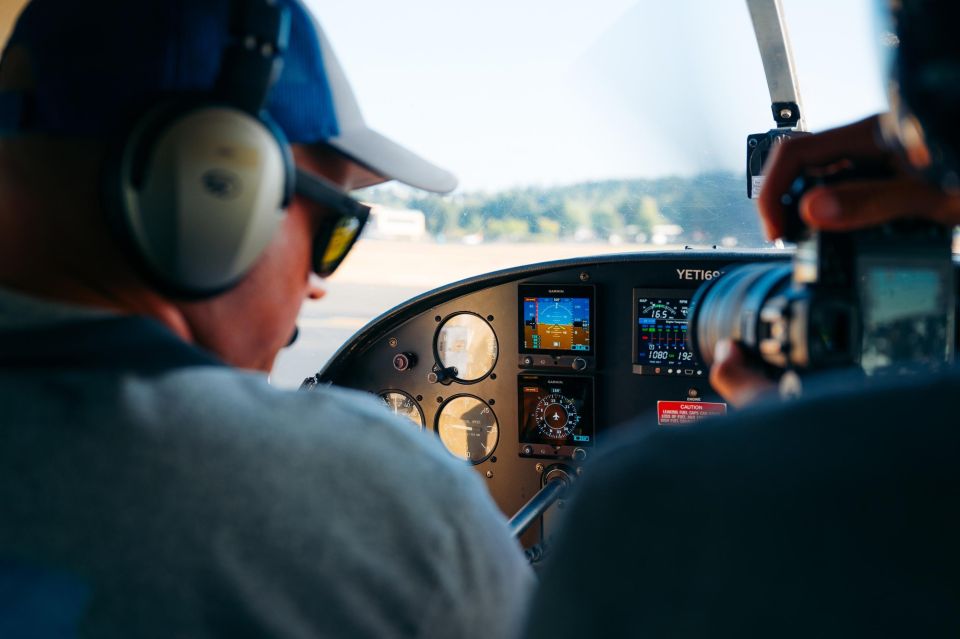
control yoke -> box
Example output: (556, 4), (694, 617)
(508, 466), (573, 539)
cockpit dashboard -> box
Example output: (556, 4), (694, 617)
(311, 250), (799, 545)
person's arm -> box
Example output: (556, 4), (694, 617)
(757, 115), (960, 239)
(713, 114), (960, 406)
(710, 339), (776, 408)
(416, 467), (536, 639)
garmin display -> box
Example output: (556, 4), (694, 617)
(518, 375), (594, 459)
(633, 289), (704, 377)
(520, 285), (593, 354)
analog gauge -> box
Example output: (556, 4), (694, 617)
(534, 393), (580, 440)
(436, 395), (499, 464)
(379, 391), (425, 431)
(434, 313), (499, 383)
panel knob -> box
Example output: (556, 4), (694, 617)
(427, 365), (457, 384)
(393, 352), (417, 371)
(571, 357), (587, 371)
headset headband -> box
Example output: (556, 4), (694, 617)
(218, 0), (290, 115)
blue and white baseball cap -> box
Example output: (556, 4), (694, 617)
(0, 0), (457, 193)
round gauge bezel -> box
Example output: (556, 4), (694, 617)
(378, 389), (426, 431)
(432, 311), (500, 384)
(434, 393), (499, 464)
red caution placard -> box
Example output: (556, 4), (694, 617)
(657, 401), (727, 426)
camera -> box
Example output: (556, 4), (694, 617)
(689, 169), (956, 378)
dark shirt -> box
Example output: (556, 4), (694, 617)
(526, 371), (960, 637)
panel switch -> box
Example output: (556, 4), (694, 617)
(392, 352), (417, 372)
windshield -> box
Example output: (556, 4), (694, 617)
(271, 0), (888, 387)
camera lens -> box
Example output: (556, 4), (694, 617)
(688, 263), (792, 367)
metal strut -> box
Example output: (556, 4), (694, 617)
(745, 0), (806, 131)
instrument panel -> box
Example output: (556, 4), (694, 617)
(312, 251), (789, 545)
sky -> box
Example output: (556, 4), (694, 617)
(307, 0), (889, 192)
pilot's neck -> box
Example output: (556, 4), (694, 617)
(0, 151), (194, 343)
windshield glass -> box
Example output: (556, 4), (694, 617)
(271, 0), (888, 387)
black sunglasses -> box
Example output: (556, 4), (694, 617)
(294, 167), (372, 277)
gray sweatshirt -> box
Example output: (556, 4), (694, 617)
(0, 289), (534, 638)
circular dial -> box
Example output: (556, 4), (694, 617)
(534, 393), (580, 440)
(434, 313), (498, 382)
(379, 391), (425, 430)
(436, 395), (499, 463)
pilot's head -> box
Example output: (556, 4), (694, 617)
(882, 0), (960, 189)
(0, 0), (455, 370)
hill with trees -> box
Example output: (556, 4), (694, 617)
(362, 172), (766, 246)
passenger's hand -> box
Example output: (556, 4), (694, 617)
(757, 114), (960, 240)
(709, 340), (776, 408)
(714, 114), (960, 408)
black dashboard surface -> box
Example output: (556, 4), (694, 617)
(312, 250), (790, 545)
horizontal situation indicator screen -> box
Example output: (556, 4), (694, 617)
(519, 375), (594, 459)
(634, 291), (703, 377)
(520, 286), (593, 355)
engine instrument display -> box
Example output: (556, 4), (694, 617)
(518, 375), (594, 459)
(435, 313), (499, 383)
(520, 285), (594, 355)
(633, 289), (703, 377)
(436, 395), (499, 464)
(379, 391), (425, 430)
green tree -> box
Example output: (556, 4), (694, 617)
(485, 218), (530, 240)
(590, 209), (618, 239)
(359, 172), (766, 245)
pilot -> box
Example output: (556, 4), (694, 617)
(526, 1), (960, 637)
(0, 0), (532, 636)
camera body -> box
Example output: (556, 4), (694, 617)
(689, 171), (956, 377)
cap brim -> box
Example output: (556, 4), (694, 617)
(326, 127), (458, 194)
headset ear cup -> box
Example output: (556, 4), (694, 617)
(260, 111), (296, 208)
(111, 103), (289, 297)
(103, 100), (183, 285)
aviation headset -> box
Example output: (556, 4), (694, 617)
(107, 0), (295, 297)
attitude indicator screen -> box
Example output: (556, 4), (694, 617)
(633, 289), (703, 377)
(520, 285), (594, 355)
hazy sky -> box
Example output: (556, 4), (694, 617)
(307, 0), (888, 191)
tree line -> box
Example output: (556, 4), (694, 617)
(363, 172), (766, 246)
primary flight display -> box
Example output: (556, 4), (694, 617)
(521, 287), (592, 353)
